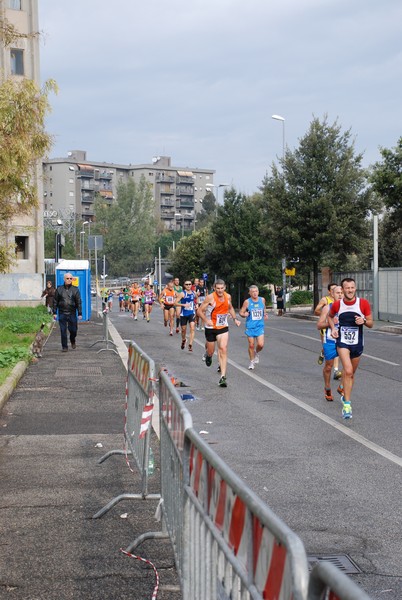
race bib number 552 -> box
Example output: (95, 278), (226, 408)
(340, 327), (359, 345)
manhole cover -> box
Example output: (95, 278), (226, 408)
(307, 554), (361, 574)
(55, 367), (102, 377)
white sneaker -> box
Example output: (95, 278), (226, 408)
(253, 353), (260, 364)
(248, 361), (255, 370)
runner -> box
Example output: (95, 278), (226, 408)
(327, 278), (373, 419)
(159, 280), (177, 335)
(130, 281), (141, 320)
(314, 282), (342, 379)
(173, 277), (183, 333)
(142, 282), (156, 322)
(118, 288), (125, 312)
(198, 279), (241, 387)
(316, 285), (343, 401)
(195, 278), (207, 330)
(107, 289), (114, 312)
(239, 285), (268, 369)
(123, 287), (130, 313)
(175, 279), (197, 351)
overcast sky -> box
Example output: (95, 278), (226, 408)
(39, 0), (402, 195)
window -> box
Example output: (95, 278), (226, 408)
(69, 191), (74, 197)
(15, 236), (28, 260)
(9, 0), (22, 9)
(10, 49), (24, 75)
(206, 175), (210, 180)
(69, 178), (74, 184)
(49, 166), (52, 171)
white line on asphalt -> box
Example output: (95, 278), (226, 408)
(268, 327), (400, 366)
(192, 338), (402, 469)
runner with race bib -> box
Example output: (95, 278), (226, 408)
(328, 278), (373, 419)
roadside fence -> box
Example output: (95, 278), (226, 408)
(90, 303), (118, 355)
(94, 337), (373, 600)
(92, 341), (159, 519)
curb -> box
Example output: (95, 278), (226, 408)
(0, 360), (28, 414)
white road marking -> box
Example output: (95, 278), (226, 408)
(269, 326), (400, 366)
(192, 338), (402, 468)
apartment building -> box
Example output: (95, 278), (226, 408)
(43, 153), (215, 232)
(0, 0), (44, 304)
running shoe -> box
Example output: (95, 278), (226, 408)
(248, 361), (255, 370)
(205, 354), (212, 367)
(317, 351), (324, 365)
(134, 317), (137, 321)
(196, 326), (200, 331)
(333, 369), (342, 380)
(181, 339), (186, 350)
(253, 353), (260, 365)
(324, 388), (333, 401)
(217, 365), (221, 373)
(147, 317), (150, 323)
(337, 384), (344, 397)
(188, 345), (193, 352)
(202, 352), (207, 362)
(169, 331), (173, 336)
(164, 320), (167, 327)
(342, 400), (352, 419)
(218, 376), (227, 387)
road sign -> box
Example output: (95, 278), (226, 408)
(285, 268), (296, 276)
(153, 280), (158, 285)
(88, 235), (103, 250)
(203, 273), (208, 280)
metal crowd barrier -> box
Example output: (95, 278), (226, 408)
(125, 369), (193, 573)
(182, 427), (309, 600)
(308, 561), (371, 600)
(90, 303), (118, 355)
(93, 341), (159, 519)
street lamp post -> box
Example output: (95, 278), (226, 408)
(82, 221), (91, 265)
(206, 183), (230, 216)
(272, 114), (287, 311)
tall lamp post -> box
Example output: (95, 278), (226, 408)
(82, 220), (91, 265)
(206, 183), (229, 216)
(272, 114), (287, 311)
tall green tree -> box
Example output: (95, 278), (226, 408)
(196, 191), (217, 228)
(93, 177), (156, 276)
(370, 138), (402, 267)
(168, 227), (210, 281)
(261, 116), (373, 305)
(204, 189), (278, 304)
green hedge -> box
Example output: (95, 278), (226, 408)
(290, 290), (313, 305)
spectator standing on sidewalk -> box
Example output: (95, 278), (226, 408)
(41, 280), (56, 315)
(54, 273), (82, 352)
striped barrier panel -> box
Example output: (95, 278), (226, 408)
(157, 369), (193, 580)
(182, 428), (310, 600)
(92, 341), (159, 519)
(308, 561), (371, 600)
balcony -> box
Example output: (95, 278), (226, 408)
(177, 176), (194, 184)
(177, 199), (194, 208)
(161, 209), (175, 218)
(80, 181), (96, 191)
(176, 186), (194, 196)
(156, 173), (175, 183)
(160, 197), (175, 207)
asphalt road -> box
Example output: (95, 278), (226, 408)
(109, 305), (402, 600)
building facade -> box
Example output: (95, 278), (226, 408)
(42, 153), (215, 233)
(0, 0), (44, 305)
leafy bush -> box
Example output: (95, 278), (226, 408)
(0, 346), (31, 368)
(290, 290), (313, 305)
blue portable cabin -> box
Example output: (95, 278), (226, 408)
(55, 260), (91, 321)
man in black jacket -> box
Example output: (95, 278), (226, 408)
(54, 273), (83, 352)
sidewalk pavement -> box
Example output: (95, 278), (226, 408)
(0, 316), (180, 600)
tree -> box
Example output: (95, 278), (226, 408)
(204, 189), (279, 305)
(0, 77), (56, 272)
(168, 227), (210, 281)
(93, 177), (156, 276)
(260, 116), (373, 306)
(196, 191), (217, 228)
(370, 138), (402, 267)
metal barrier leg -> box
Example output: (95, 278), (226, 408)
(92, 492), (161, 519)
(125, 530), (170, 554)
(97, 449), (131, 464)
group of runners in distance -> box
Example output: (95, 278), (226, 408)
(101, 274), (372, 418)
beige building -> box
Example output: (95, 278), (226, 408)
(43, 153), (215, 233)
(0, 0), (44, 304)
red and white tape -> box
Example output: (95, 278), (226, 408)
(120, 548), (159, 599)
